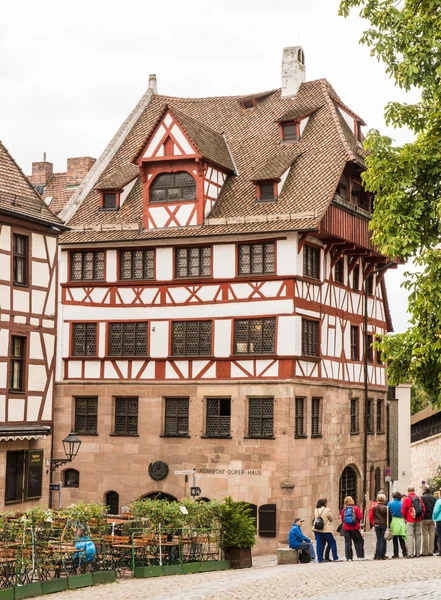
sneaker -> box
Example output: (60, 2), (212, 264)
(391, 555), (399, 559)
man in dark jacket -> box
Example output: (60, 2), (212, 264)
(402, 486), (426, 558)
(421, 486), (437, 556)
(288, 518), (316, 561)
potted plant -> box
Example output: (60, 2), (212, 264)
(218, 497), (256, 569)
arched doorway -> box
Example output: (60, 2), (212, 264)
(374, 467), (382, 498)
(105, 491), (119, 515)
(141, 492), (177, 502)
(339, 466), (358, 509)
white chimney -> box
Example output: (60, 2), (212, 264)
(281, 46), (306, 98)
(148, 74), (157, 94)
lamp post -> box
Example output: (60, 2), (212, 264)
(362, 261), (395, 522)
(50, 431), (82, 472)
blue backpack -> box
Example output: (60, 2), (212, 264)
(344, 506), (357, 525)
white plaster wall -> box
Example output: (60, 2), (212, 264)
(277, 234), (297, 276)
(8, 398), (25, 421)
(293, 316), (302, 355)
(59, 251), (68, 284)
(0, 395), (5, 421)
(28, 365), (46, 392)
(0, 253), (10, 281)
(277, 316), (296, 355)
(32, 233), (46, 259)
(0, 225), (11, 251)
(13, 289), (29, 313)
(156, 248), (173, 280)
(32, 260), (49, 288)
(29, 332), (43, 360)
(213, 245), (235, 279)
(214, 320), (231, 357)
(107, 250), (117, 282)
(150, 321), (169, 357)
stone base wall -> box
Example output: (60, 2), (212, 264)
(0, 436), (51, 511)
(54, 380), (387, 554)
(411, 432), (441, 491)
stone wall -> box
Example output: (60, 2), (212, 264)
(411, 432), (441, 490)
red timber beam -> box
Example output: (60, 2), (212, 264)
(330, 243), (356, 268)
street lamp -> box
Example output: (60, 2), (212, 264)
(51, 431), (82, 472)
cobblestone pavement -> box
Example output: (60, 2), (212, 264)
(34, 535), (441, 600)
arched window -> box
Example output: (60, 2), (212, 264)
(105, 491), (119, 515)
(141, 492), (177, 502)
(375, 467), (382, 498)
(339, 466), (358, 509)
(63, 469), (79, 488)
(150, 172), (196, 203)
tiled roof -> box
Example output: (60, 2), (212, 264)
(96, 165), (139, 190)
(62, 78), (366, 239)
(0, 142), (63, 227)
(42, 173), (74, 215)
(251, 147), (301, 181)
(411, 404), (441, 426)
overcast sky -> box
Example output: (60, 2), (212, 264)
(0, 0), (418, 332)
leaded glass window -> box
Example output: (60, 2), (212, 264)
(238, 243), (275, 275)
(295, 397), (305, 438)
(175, 247), (211, 278)
(301, 319), (319, 357)
(248, 397), (274, 437)
(164, 398), (189, 436)
(234, 318), (276, 354)
(120, 249), (155, 280)
(72, 323), (97, 356)
(150, 171), (196, 203)
(75, 397), (98, 434)
(206, 398), (231, 437)
(114, 397), (138, 435)
(108, 322), (148, 356)
(171, 321), (212, 355)
(70, 251), (105, 281)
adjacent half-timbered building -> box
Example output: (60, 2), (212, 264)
(0, 141), (64, 509)
(54, 48), (395, 551)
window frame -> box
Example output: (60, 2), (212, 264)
(352, 264), (360, 291)
(113, 397), (139, 436)
(350, 325), (359, 361)
(301, 318), (320, 358)
(350, 397), (360, 434)
(163, 397), (190, 437)
(99, 191), (120, 211)
(63, 468), (80, 488)
(9, 335), (26, 393)
(70, 250), (105, 281)
(365, 274), (374, 296)
(311, 397), (322, 437)
(334, 259), (344, 284)
(72, 323), (97, 357)
(12, 234), (28, 286)
(247, 397), (274, 439)
(238, 242), (275, 276)
(376, 399), (384, 434)
(175, 246), (212, 279)
(280, 121), (300, 142)
(108, 322), (148, 357)
(74, 396), (98, 435)
(233, 317), (276, 355)
(303, 245), (320, 280)
(367, 398), (374, 434)
(257, 182), (277, 203)
(294, 397), (306, 438)
(366, 334), (374, 363)
(171, 320), (213, 356)
(205, 397), (231, 438)
(149, 171), (197, 204)
(5, 450), (25, 504)
(119, 249), (155, 280)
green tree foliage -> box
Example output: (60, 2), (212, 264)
(339, 0), (441, 402)
(411, 383), (431, 415)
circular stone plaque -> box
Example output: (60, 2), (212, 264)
(148, 461), (169, 481)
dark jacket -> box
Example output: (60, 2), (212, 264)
(288, 524), (311, 549)
(373, 503), (390, 527)
(422, 492), (437, 520)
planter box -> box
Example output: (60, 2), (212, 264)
(0, 589), (14, 600)
(225, 547), (251, 569)
(134, 565), (163, 578)
(216, 560), (232, 570)
(68, 574), (94, 589)
(162, 564), (183, 576)
(93, 571), (117, 585)
(42, 578), (68, 594)
(200, 560), (217, 572)
(182, 562), (201, 574)
(15, 583), (43, 599)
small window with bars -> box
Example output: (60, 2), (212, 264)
(258, 183), (276, 202)
(303, 245), (320, 279)
(301, 319), (319, 357)
(175, 247), (211, 278)
(335, 259), (344, 284)
(234, 318), (276, 354)
(102, 193), (118, 210)
(75, 397), (98, 434)
(72, 323), (97, 356)
(238, 243), (275, 275)
(164, 398), (189, 436)
(366, 334), (374, 363)
(248, 397), (274, 438)
(120, 249), (155, 280)
(295, 397), (306, 438)
(108, 322), (148, 356)
(376, 399), (384, 433)
(70, 251), (105, 281)
(367, 399), (374, 434)
(206, 398), (231, 437)
(150, 171), (196, 203)
(350, 325), (359, 361)
(311, 397), (322, 437)
(171, 321), (212, 356)
(352, 265), (360, 290)
(350, 398), (359, 434)
(114, 397), (138, 435)
(13, 234), (28, 285)
(9, 336), (25, 392)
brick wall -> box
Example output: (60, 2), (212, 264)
(66, 157), (96, 186)
(30, 161), (53, 186)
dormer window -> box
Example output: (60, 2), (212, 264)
(150, 171), (196, 203)
(257, 182), (277, 203)
(281, 122), (300, 143)
(242, 100), (256, 109)
(99, 190), (120, 211)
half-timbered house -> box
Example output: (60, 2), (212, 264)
(54, 47), (395, 550)
(0, 141), (64, 509)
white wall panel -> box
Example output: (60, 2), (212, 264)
(29, 332), (43, 360)
(32, 261), (49, 288)
(214, 320), (231, 357)
(13, 289), (29, 313)
(0, 395), (5, 421)
(213, 244), (235, 279)
(0, 284), (10, 310)
(28, 365), (46, 392)
(84, 361), (100, 379)
(277, 234), (297, 276)
(8, 398), (25, 421)
(277, 316), (296, 355)
(0, 225), (10, 251)
(156, 248), (173, 281)
(32, 233), (46, 259)
(0, 363), (7, 388)
(0, 253), (10, 281)
(107, 250), (117, 282)
(27, 397), (41, 421)
(150, 321), (169, 357)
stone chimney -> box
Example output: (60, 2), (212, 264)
(281, 46), (306, 98)
(30, 156), (53, 186)
(148, 74), (157, 94)
(66, 157), (96, 187)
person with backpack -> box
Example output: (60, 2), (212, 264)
(421, 485), (437, 556)
(432, 491), (441, 556)
(288, 518), (316, 562)
(340, 496), (364, 561)
(402, 485), (426, 558)
(387, 491), (407, 558)
(312, 498), (341, 563)
(373, 493), (391, 560)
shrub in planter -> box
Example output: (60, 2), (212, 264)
(218, 497), (256, 569)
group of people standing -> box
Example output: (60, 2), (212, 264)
(288, 485), (441, 563)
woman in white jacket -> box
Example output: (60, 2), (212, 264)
(312, 498), (341, 563)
